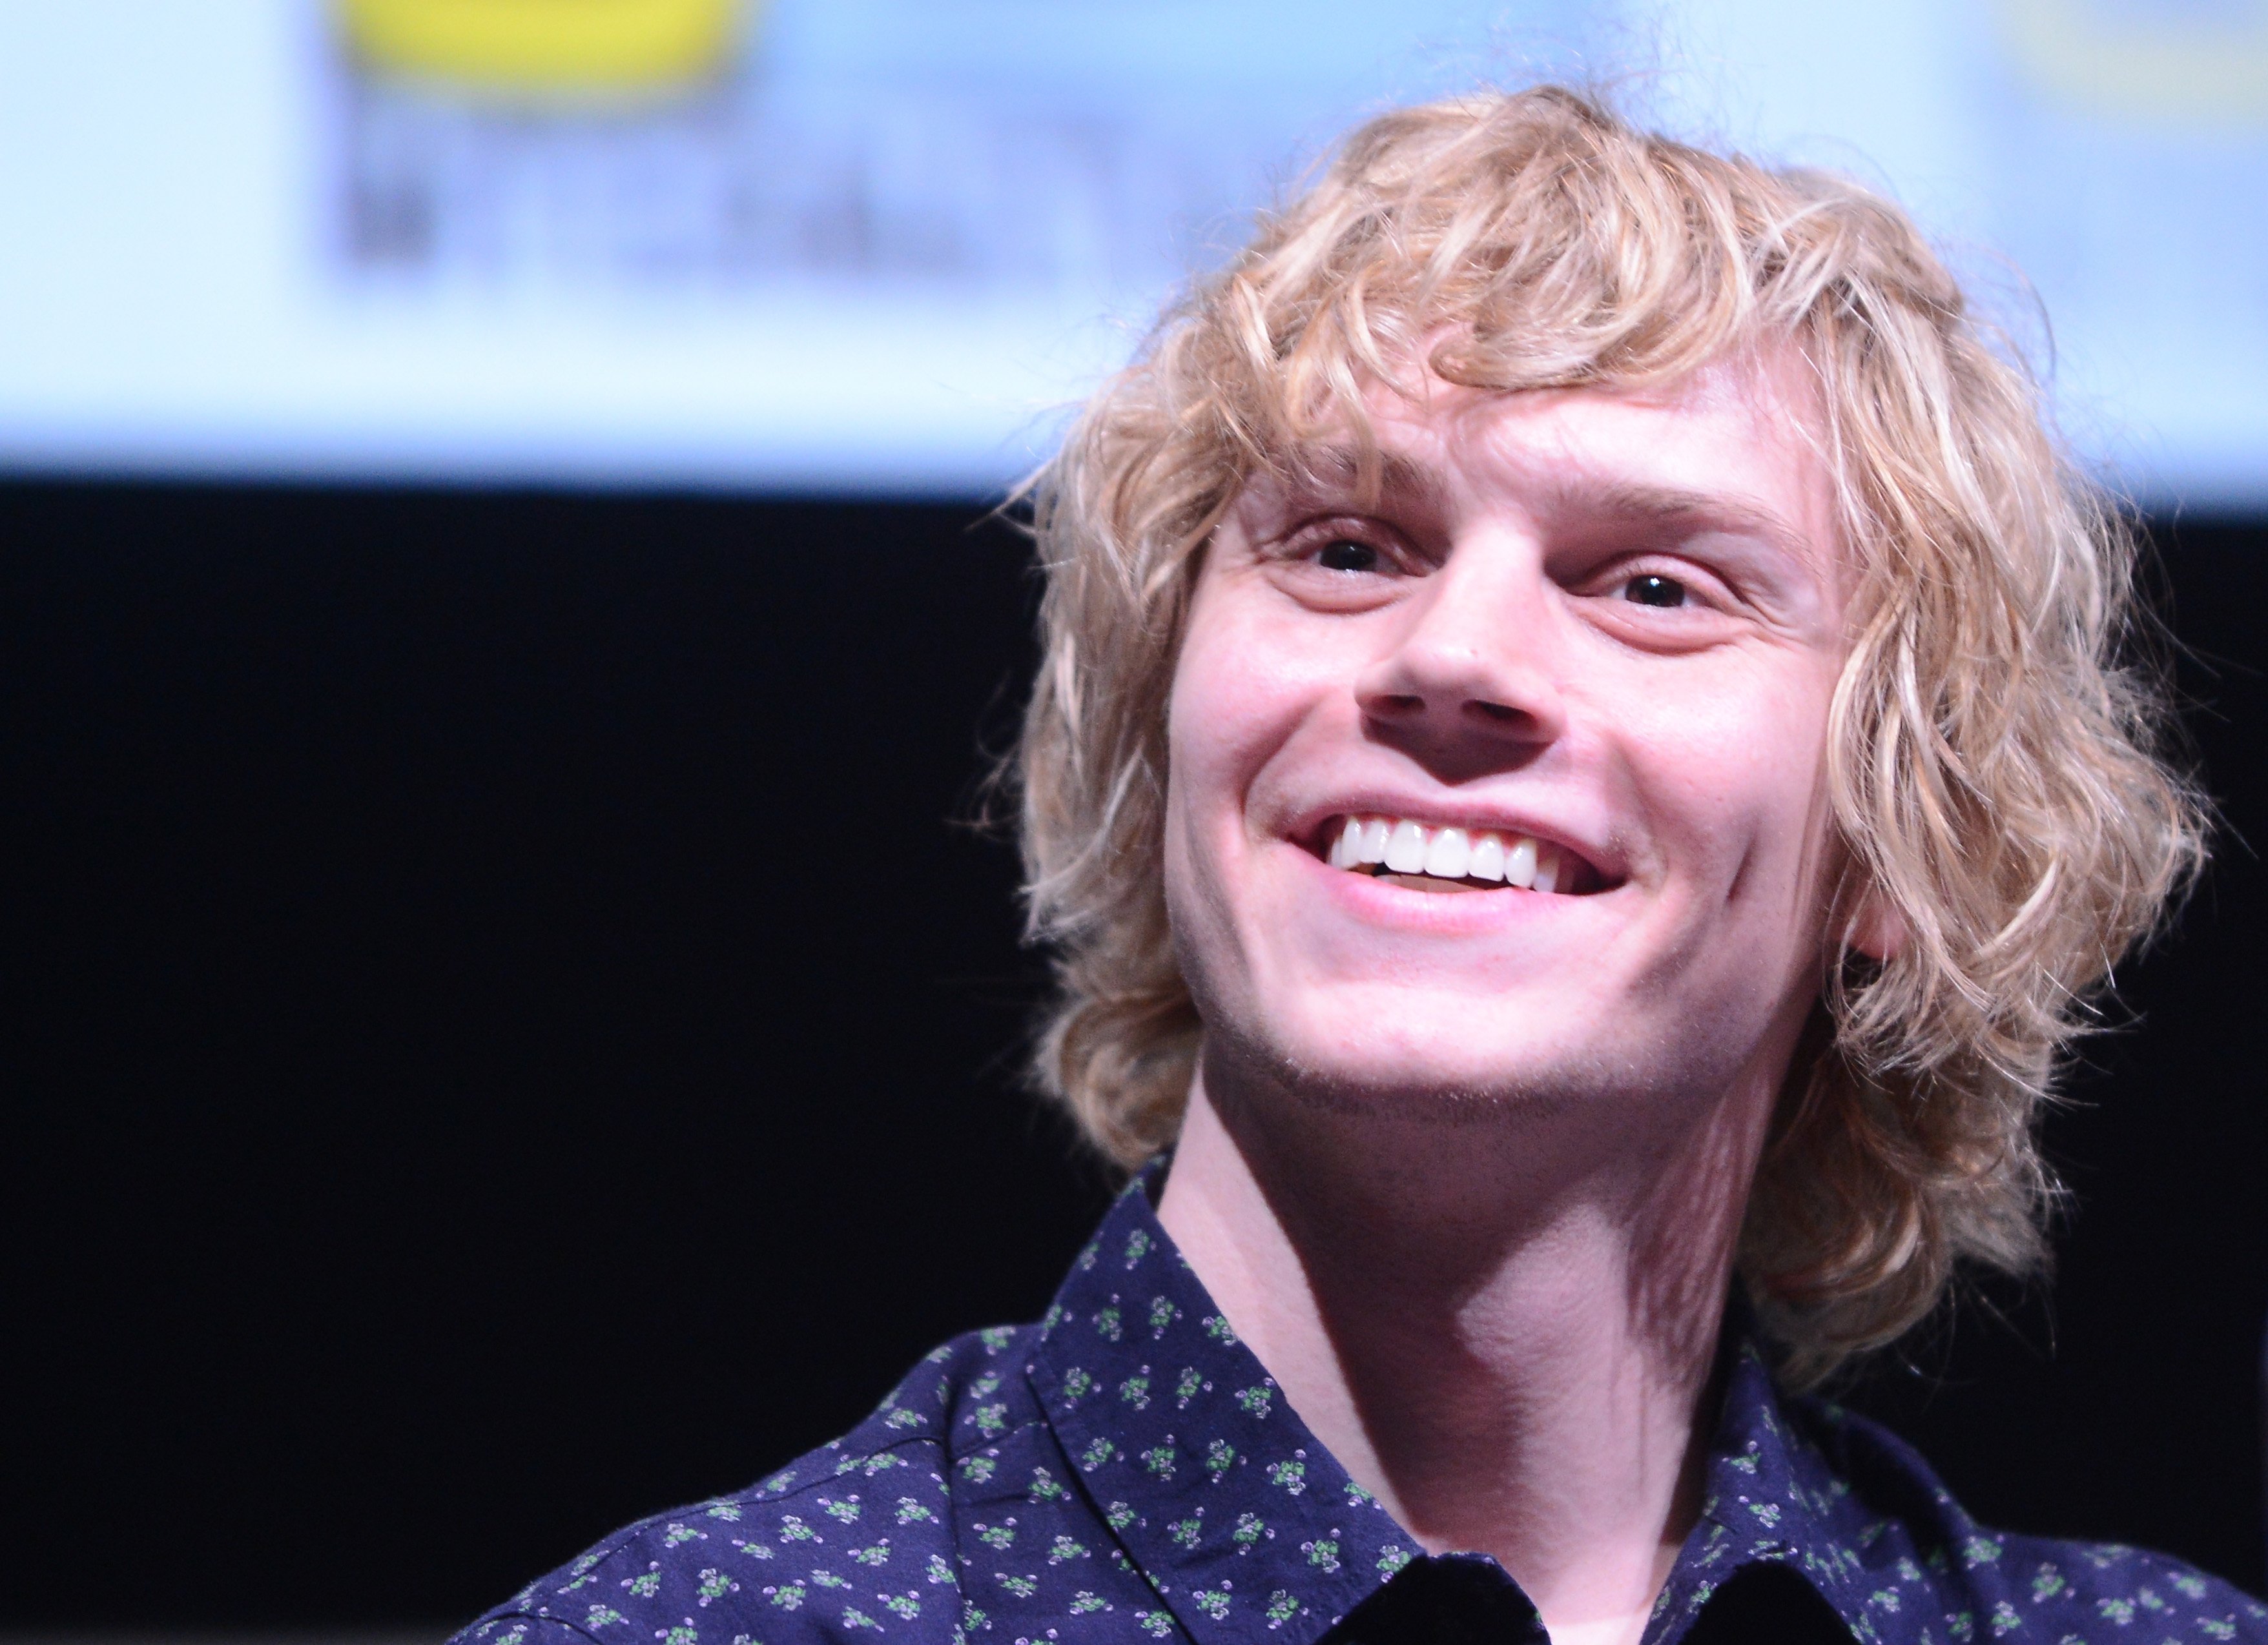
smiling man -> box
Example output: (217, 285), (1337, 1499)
(453, 88), (2254, 1645)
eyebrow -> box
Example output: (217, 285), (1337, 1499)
(1558, 480), (1814, 561)
(1272, 444), (1454, 516)
(1266, 448), (1819, 563)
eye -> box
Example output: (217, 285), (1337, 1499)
(1622, 573), (1687, 608)
(1315, 538), (1380, 573)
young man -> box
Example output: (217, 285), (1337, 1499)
(453, 89), (2254, 1645)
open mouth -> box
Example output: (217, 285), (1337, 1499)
(1317, 814), (1611, 896)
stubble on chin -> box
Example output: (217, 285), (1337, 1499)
(1191, 1003), (1611, 1134)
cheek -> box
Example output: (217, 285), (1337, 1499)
(1618, 668), (1837, 901)
(1604, 671), (1840, 1052)
(1166, 595), (1325, 840)
(1162, 588), (1328, 1006)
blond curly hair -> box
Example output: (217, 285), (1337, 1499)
(1012, 85), (2205, 1385)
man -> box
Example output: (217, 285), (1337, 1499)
(453, 88), (2253, 1645)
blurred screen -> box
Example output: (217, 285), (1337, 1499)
(0, 0), (2262, 502)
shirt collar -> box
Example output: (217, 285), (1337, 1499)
(1027, 1171), (1870, 1645)
(1647, 1335), (1875, 1643)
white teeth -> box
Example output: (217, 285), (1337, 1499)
(1503, 835), (1537, 889)
(1384, 819), (1428, 874)
(1327, 814), (1585, 894)
(1423, 827), (1470, 880)
(1467, 833), (1505, 882)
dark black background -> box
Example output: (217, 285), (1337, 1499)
(3, 482), (2263, 1632)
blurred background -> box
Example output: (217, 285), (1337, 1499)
(3, 1), (2265, 1638)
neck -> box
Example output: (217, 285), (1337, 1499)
(1155, 1055), (1779, 1645)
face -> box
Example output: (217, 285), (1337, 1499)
(1163, 355), (1853, 1135)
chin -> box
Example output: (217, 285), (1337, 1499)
(1228, 999), (1603, 1115)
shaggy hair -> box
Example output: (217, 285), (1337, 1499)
(1012, 85), (2205, 1385)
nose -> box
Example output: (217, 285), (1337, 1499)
(1353, 546), (1568, 771)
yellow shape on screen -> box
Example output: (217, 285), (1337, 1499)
(340, 0), (749, 97)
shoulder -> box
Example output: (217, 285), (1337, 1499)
(1789, 1396), (2268, 1642)
(447, 1325), (1042, 1645)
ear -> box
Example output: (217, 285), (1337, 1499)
(1845, 888), (1906, 963)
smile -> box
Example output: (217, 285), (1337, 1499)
(1323, 815), (1605, 896)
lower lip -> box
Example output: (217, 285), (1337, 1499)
(1298, 845), (1594, 933)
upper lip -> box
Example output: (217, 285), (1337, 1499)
(1290, 797), (1624, 887)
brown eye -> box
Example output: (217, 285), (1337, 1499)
(1316, 539), (1379, 573)
(1624, 573), (1686, 608)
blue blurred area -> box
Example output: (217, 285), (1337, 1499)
(0, 0), (2262, 500)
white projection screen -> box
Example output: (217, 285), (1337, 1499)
(1, 0), (2263, 504)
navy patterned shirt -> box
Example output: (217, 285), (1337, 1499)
(453, 1174), (2267, 1645)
